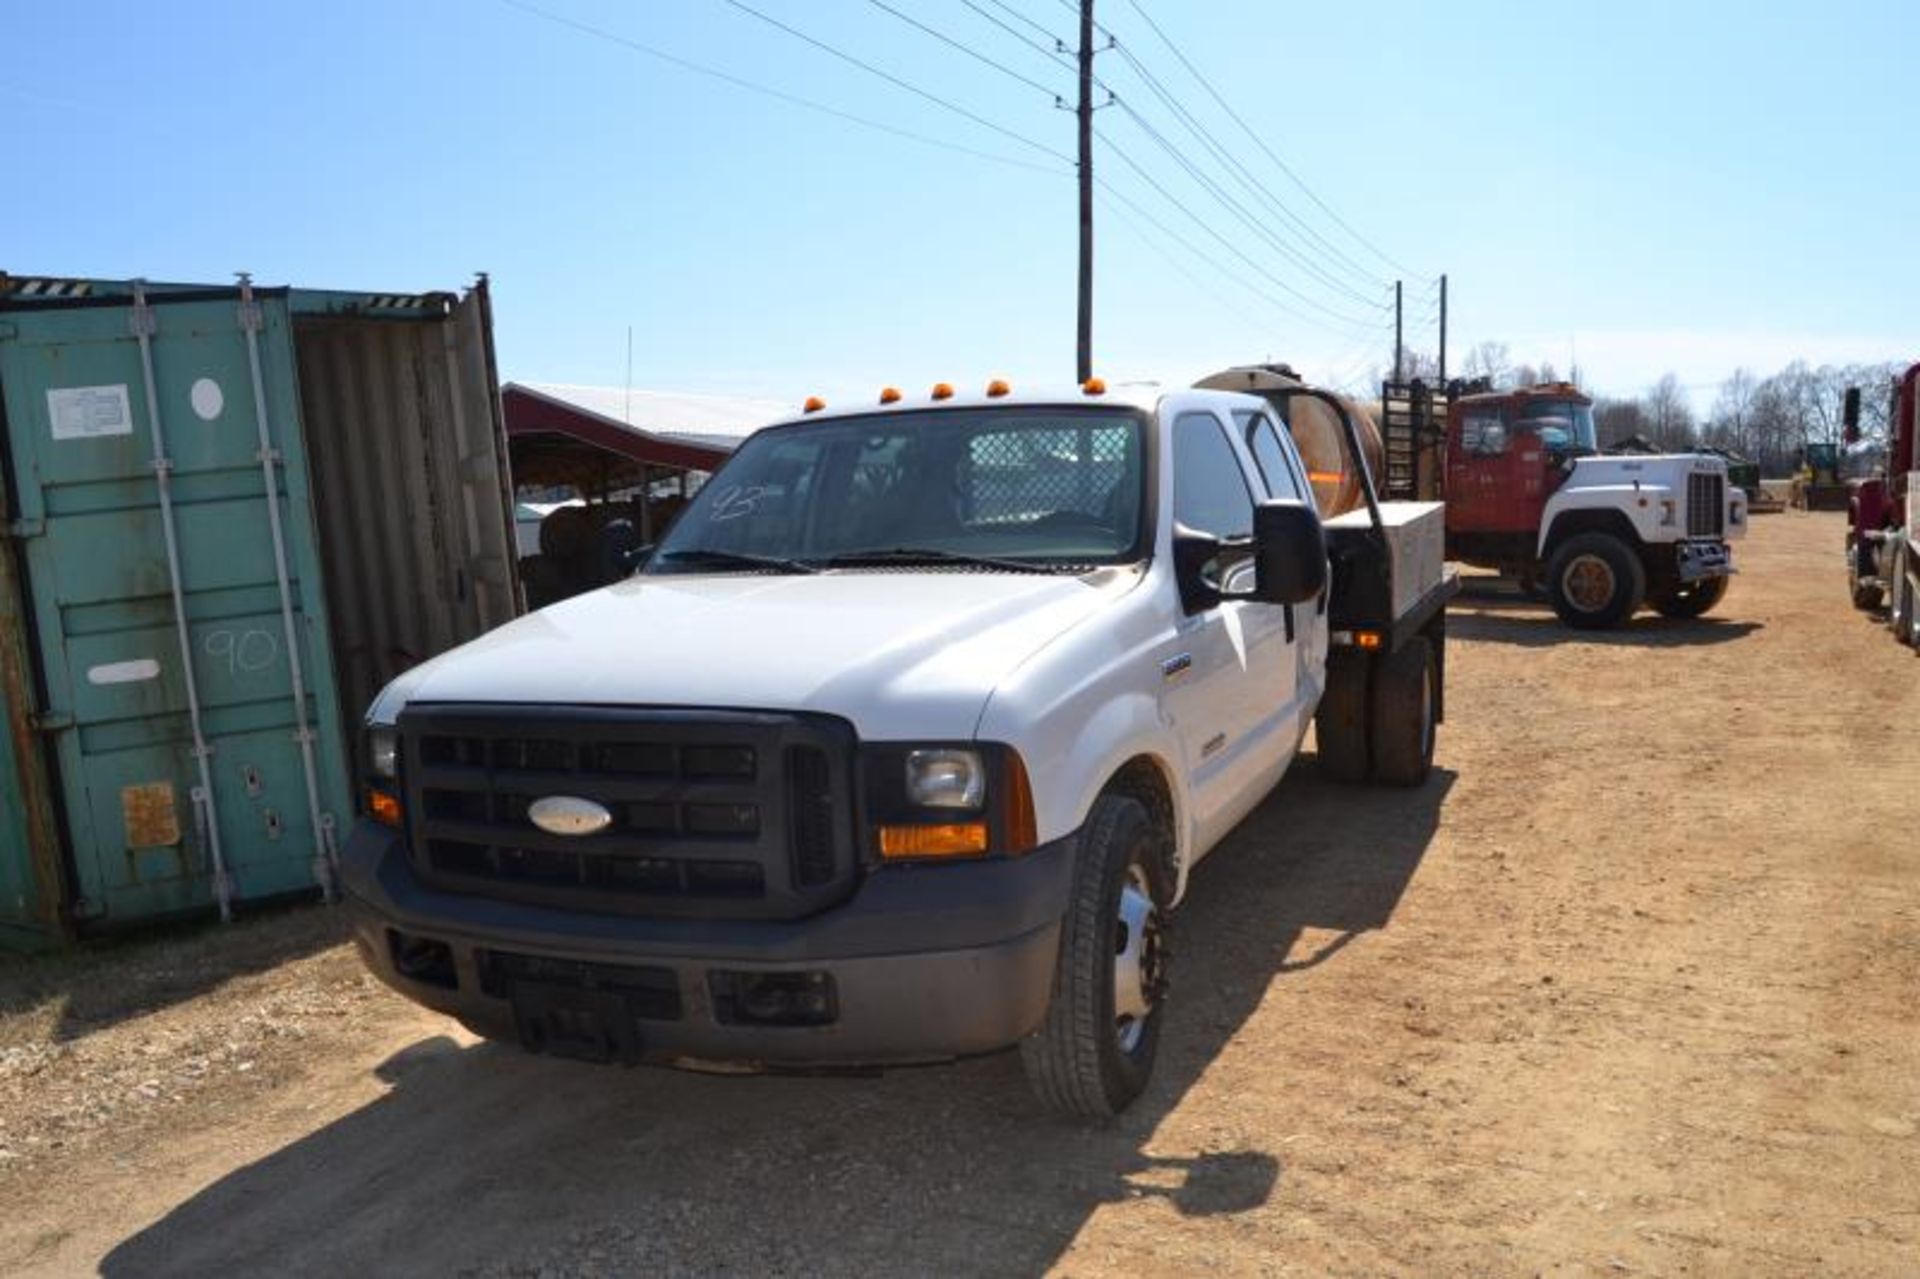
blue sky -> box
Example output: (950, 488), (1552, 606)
(4, 0), (1914, 411)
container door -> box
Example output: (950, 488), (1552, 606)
(0, 291), (353, 925)
(447, 281), (522, 630)
(0, 479), (67, 944)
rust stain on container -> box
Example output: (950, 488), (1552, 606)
(121, 782), (182, 848)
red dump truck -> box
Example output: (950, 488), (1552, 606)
(1846, 362), (1920, 644)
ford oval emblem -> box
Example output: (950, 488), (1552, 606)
(528, 795), (613, 837)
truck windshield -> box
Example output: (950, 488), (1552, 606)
(1518, 400), (1597, 451)
(649, 407), (1148, 572)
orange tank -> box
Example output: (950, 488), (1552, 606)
(1193, 366), (1384, 517)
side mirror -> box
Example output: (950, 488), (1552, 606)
(1252, 500), (1327, 605)
(1171, 523), (1224, 614)
(596, 518), (650, 583)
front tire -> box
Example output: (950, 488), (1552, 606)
(1546, 533), (1647, 629)
(1649, 574), (1729, 619)
(1850, 544), (1884, 611)
(1022, 795), (1171, 1118)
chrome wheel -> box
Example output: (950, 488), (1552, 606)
(1562, 554), (1616, 613)
(1113, 865), (1164, 1053)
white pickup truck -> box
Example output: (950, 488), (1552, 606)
(344, 380), (1457, 1116)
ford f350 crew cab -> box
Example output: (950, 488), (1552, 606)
(344, 380), (1458, 1116)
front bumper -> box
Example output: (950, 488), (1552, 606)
(1675, 539), (1734, 582)
(341, 819), (1075, 1067)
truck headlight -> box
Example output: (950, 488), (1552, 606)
(862, 744), (1037, 861)
(905, 748), (985, 809)
(368, 724), (399, 781)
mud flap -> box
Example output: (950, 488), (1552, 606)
(510, 984), (642, 1064)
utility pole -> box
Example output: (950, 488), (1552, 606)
(1437, 274), (1448, 384)
(1392, 279), (1403, 383)
(1075, 0), (1094, 384)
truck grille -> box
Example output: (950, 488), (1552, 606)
(1687, 472), (1725, 538)
(398, 705), (859, 920)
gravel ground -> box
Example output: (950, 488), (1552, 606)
(1, 509), (1915, 1276)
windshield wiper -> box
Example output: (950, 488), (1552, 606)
(656, 548), (819, 574)
(822, 547), (1067, 575)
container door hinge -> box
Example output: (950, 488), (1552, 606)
(31, 711), (73, 732)
(4, 518), (44, 540)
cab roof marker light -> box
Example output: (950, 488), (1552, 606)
(1082, 377), (1107, 395)
(803, 395), (826, 413)
(931, 382), (955, 401)
(879, 386), (902, 404)
(986, 379), (1011, 397)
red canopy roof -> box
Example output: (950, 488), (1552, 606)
(503, 384), (735, 490)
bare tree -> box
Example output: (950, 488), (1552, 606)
(1460, 341), (1511, 386)
(1707, 368), (1758, 456)
(1645, 373), (1696, 450)
(1594, 396), (1650, 448)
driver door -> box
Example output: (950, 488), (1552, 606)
(1447, 406), (1534, 534)
(1161, 411), (1299, 857)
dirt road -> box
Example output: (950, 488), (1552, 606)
(3, 511), (1915, 1276)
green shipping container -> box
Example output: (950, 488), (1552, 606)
(0, 274), (519, 945)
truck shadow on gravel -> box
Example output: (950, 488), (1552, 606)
(1450, 608), (1763, 649)
(101, 764), (1452, 1278)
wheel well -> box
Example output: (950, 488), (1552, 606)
(1103, 755), (1179, 899)
(1542, 507), (1641, 559)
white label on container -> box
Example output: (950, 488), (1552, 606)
(88, 658), (161, 685)
(189, 377), (224, 421)
(48, 384), (133, 440)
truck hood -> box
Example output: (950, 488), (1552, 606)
(370, 569), (1136, 740)
(1571, 454), (1727, 486)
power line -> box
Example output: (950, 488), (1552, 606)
(1098, 129), (1383, 331)
(1111, 97), (1388, 310)
(1049, 0), (1113, 41)
(1106, 39), (1393, 293)
(717, 0), (1072, 163)
(864, 0), (1064, 99)
(1098, 192), (1270, 335)
(1122, 0), (1429, 282)
(1094, 160), (1386, 338)
(959, 4), (1396, 328)
(500, 0), (1069, 175)
(963, 0), (1069, 61)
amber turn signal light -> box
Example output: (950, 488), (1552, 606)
(1001, 750), (1038, 854)
(879, 822), (989, 860)
(1355, 630), (1384, 651)
(368, 788), (403, 827)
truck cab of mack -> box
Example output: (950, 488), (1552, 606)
(1442, 382), (1746, 628)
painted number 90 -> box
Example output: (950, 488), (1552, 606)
(203, 627), (279, 675)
